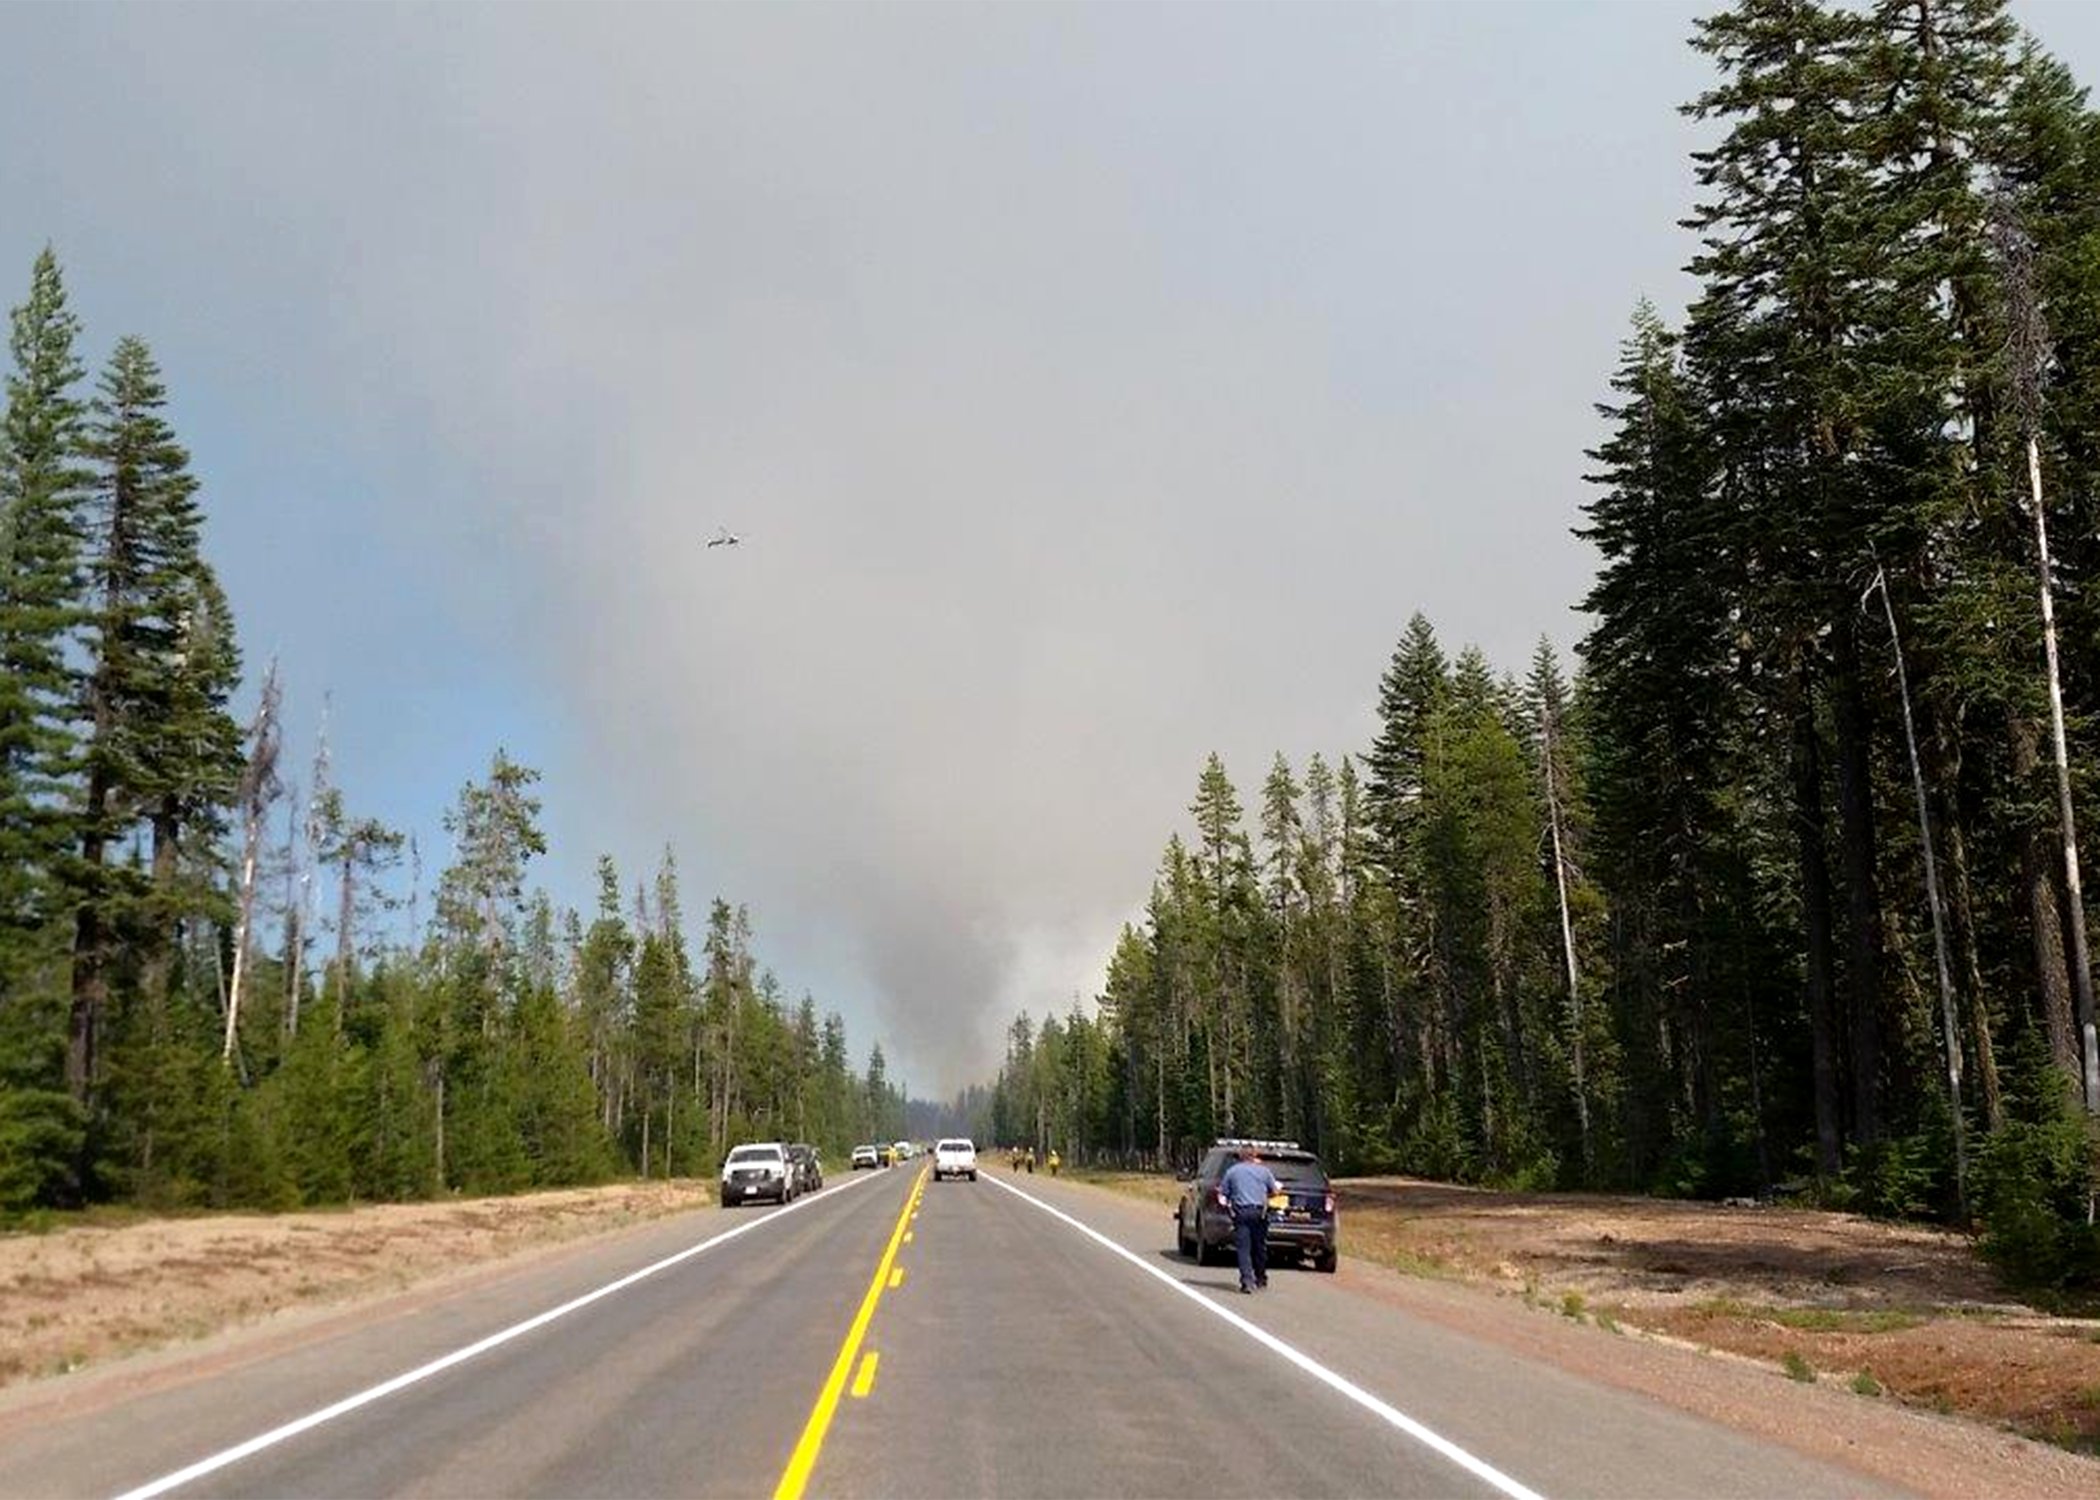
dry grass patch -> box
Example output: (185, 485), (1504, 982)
(0, 1180), (712, 1391)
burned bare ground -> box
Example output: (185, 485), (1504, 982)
(0, 1181), (712, 1389)
(1083, 1170), (2100, 1456)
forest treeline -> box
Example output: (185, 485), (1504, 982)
(983, 0), (2100, 1288)
(0, 252), (907, 1214)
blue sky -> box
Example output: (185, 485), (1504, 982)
(6, 1), (2098, 1092)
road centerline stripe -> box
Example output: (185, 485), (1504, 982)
(850, 1352), (880, 1399)
(110, 1169), (888, 1500)
(773, 1166), (926, 1500)
(983, 1173), (1545, 1500)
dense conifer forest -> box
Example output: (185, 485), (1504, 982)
(982, 0), (2100, 1289)
(7, 0), (2100, 1292)
(0, 250), (906, 1211)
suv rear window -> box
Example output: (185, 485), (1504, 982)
(938, 1140), (974, 1152)
(727, 1146), (782, 1164)
(1203, 1150), (1326, 1185)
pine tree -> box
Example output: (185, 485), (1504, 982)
(69, 337), (224, 1123)
(0, 251), (89, 1093)
(1364, 613), (1448, 875)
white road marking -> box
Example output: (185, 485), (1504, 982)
(111, 1169), (891, 1500)
(983, 1172), (1547, 1500)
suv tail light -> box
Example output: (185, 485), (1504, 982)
(1324, 1190), (1336, 1215)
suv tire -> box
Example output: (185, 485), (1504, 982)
(1193, 1224), (1213, 1266)
(1176, 1212), (1194, 1260)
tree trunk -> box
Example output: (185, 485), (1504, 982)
(332, 838), (357, 1037)
(1792, 680), (1843, 1176)
(138, 799), (181, 1026)
(1832, 615), (1885, 1146)
(224, 835), (263, 1063)
(1925, 704), (2001, 1129)
(1872, 567), (1965, 1211)
(2012, 714), (2081, 1089)
(65, 763), (110, 1105)
(1541, 703), (1590, 1171)
(2025, 436), (2100, 1112)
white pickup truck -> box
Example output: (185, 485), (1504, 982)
(933, 1138), (978, 1182)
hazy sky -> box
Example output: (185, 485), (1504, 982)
(7, 1), (2099, 1092)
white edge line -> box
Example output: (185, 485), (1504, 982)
(982, 1172), (1547, 1500)
(111, 1168), (891, 1500)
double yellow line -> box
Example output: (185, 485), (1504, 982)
(773, 1164), (926, 1500)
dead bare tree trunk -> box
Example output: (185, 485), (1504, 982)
(1995, 192), (2100, 1115)
(224, 663), (284, 1065)
(1539, 692), (1590, 1172)
(283, 795), (304, 1038)
(1868, 563), (1966, 1212)
(333, 829), (357, 1035)
(2025, 439), (2100, 1114)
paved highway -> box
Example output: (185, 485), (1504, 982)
(0, 1164), (1918, 1499)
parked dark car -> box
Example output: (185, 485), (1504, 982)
(787, 1143), (822, 1194)
(1174, 1138), (1337, 1272)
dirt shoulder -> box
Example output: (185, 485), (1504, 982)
(0, 1180), (712, 1390)
(1077, 1170), (2100, 1468)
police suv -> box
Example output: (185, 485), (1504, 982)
(1174, 1138), (1338, 1273)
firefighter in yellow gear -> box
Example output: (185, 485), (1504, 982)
(1047, 1149), (1061, 1177)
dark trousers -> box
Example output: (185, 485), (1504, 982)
(1232, 1205), (1269, 1288)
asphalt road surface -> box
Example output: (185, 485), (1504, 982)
(0, 1164), (1920, 1500)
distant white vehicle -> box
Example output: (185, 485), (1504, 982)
(933, 1138), (978, 1182)
(893, 1140), (915, 1161)
(720, 1142), (793, 1206)
(851, 1144), (880, 1170)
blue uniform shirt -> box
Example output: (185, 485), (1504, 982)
(1219, 1159), (1280, 1210)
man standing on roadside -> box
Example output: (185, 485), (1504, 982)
(1217, 1145), (1281, 1294)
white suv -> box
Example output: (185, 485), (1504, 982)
(720, 1142), (794, 1205)
(933, 1138), (978, 1181)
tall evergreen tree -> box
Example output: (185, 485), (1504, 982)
(0, 250), (89, 1028)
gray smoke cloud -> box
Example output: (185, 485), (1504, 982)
(34, 3), (2099, 1089)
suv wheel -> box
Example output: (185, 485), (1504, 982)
(1192, 1220), (1213, 1267)
(1176, 1211), (1194, 1260)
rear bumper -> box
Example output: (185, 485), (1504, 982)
(723, 1179), (790, 1202)
(1199, 1213), (1335, 1256)
(933, 1163), (977, 1178)
(1264, 1222), (1335, 1252)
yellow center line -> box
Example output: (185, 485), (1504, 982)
(850, 1351), (880, 1398)
(888, 1267), (904, 1290)
(773, 1166), (927, 1500)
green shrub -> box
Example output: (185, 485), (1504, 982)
(0, 1088), (85, 1211)
(1974, 1038), (2100, 1292)
(1840, 1134), (1940, 1221)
